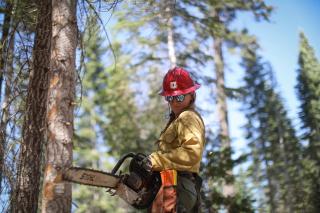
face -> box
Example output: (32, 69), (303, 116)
(166, 93), (193, 116)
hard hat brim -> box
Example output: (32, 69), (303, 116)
(159, 84), (201, 96)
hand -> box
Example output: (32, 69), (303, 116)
(141, 156), (152, 172)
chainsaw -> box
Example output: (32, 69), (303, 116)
(63, 153), (161, 209)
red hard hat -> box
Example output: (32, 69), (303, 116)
(159, 67), (200, 96)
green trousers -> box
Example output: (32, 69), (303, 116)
(177, 176), (199, 213)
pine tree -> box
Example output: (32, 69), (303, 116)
(241, 42), (305, 212)
(115, 1), (272, 211)
(73, 12), (116, 212)
(72, 8), (160, 211)
(296, 31), (320, 212)
(41, 0), (77, 212)
(0, 0), (13, 193)
(110, 0), (176, 153)
(0, 1), (40, 211)
(12, 0), (51, 211)
(176, 1), (272, 211)
(203, 1), (272, 205)
(0, 0), (13, 103)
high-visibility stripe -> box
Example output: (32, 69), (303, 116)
(160, 169), (177, 186)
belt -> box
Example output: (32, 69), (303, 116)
(178, 171), (197, 181)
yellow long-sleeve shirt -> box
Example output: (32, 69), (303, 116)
(149, 109), (205, 174)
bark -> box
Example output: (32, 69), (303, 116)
(12, 1), (52, 212)
(0, 1), (13, 103)
(0, 1), (13, 191)
(41, 0), (77, 212)
(0, 26), (14, 197)
(213, 36), (235, 199)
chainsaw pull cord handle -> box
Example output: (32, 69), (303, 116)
(111, 153), (146, 174)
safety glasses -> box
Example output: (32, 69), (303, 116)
(165, 94), (186, 102)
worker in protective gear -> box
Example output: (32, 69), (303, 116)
(146, 67), (205, 213)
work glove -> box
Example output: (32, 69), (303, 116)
(141, 156), (152, 173)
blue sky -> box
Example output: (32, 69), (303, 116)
(234, 0), (319, 118)
(224, 0), (320, 157)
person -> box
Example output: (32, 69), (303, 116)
(146, 67), (206, 213)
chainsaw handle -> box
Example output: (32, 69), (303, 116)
(111, 153), (146, 174)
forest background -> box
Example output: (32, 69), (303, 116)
(0, 0), (319, 212)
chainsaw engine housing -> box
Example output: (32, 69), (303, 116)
(123, 153), (161, 209)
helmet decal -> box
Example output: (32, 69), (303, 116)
(170, 81), (177, 89)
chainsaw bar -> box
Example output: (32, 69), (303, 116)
(63, 167), (120, 189)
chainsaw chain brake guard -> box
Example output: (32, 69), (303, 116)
(112, 153), (161, 209)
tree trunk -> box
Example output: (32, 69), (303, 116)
(41, 0), (77, 212)
(0, 1), (13, 191)
(261, 139), (277, 213)
(0, 27), (14, 199)
(275, 119), (293, 212)
(0, 1), (13, 103)
(160, 0), (176, 68)
(12, 0), (52, 212)
(213, 36), (235, 198)
(165, 0), (176, 68)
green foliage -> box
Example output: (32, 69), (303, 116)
(2, 1), (319, 212)
(201, 144), (254, 212)
(73, 6), (167, 211)
(192, 0), (273, 211)
(241, 42), (306, 212)
(72, 12), (129, 212)
(73, 187), (127, 213)
(296, 31), (320, 212)
(296, 32), (320, 149)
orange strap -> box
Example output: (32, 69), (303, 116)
(160, 169), (177, 187)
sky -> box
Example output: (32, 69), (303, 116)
(224, 0), (320, 158)
(237, 0), (320, 117)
